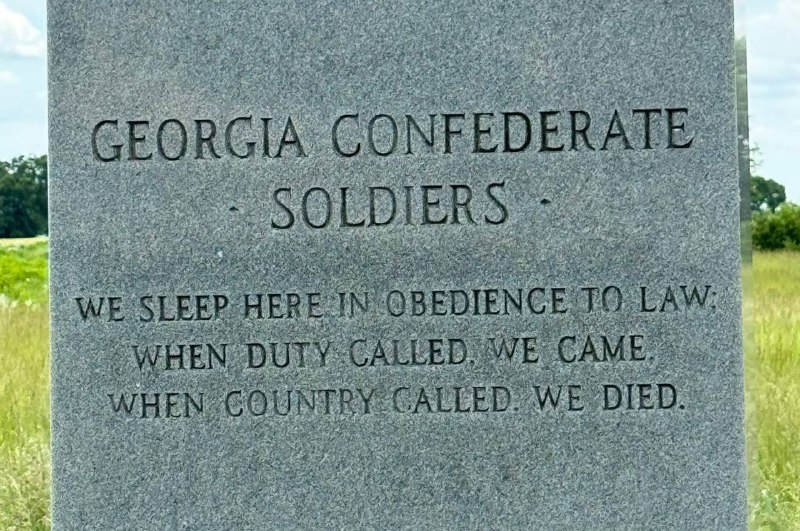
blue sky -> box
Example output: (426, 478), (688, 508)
(0, 1), (797, 200)
(743, 0), (799, 200)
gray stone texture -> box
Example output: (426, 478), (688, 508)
(49, 1), (745, 529)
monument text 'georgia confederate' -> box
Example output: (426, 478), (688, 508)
(49, 1), (746, 529)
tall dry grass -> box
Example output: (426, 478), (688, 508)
(747, 252), (800, 529)
(0, 240), (49, 530)
(0, 306), (49, 530)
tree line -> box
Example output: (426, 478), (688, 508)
(750, 175), (799, 251)
(0, 154), (796, 250)
(0, 155), (47, 238)
(749, 149), (799, 250)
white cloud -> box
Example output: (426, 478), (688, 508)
(748, 2), (800, 97)
(0, 69), (18, 84)
(746, 0), (800, 200)
(0, 2), (45, 58)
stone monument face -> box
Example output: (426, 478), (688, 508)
(49, 1), (746, 528)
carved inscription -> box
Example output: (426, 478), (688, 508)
(88, 107), (696, 231)
(73, 284), (718, 420)
(78, 106), (711, 423)
(91, 108), (694, 162)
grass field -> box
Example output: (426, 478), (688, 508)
(0, 237), (48, 249)
(0, 240), (49, 530)
(747, 252), (800, 529)
(0, 240), (797, 529)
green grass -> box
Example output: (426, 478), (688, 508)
(0, 239), (798, 529)
(747, 252), (800, 529)
(0, 240), (49, 530)
(0, 241), (48, 306)
(0, 307), (49, 531)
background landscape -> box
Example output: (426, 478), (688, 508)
(1, 0), (798, 528)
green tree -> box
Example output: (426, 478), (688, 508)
(0, 155), (48, 238)
(751, 175), (786, 213)
(752, 203), (800, 250)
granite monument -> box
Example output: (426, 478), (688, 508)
(49, 1), (746, 528)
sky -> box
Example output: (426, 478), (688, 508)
(0, 1), (797, 200)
